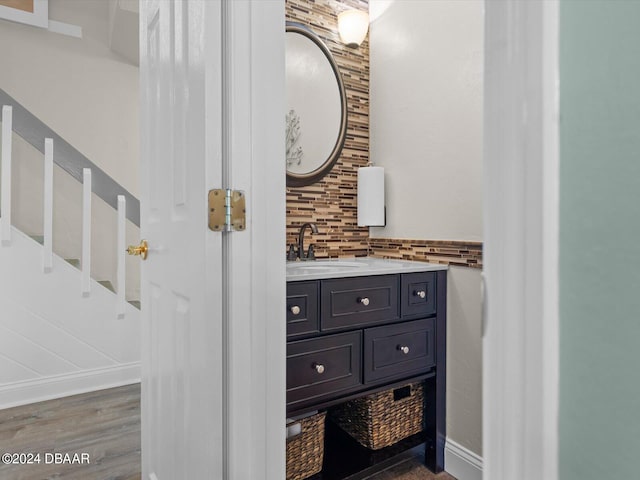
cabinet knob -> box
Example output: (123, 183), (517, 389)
(290, 305), (301, 315)
(358, 297), (370, 306)
(414, 290), (426, 299)
(313, 363), (325, 374)
(398, 345), (410, 355)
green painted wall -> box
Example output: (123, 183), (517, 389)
(560, 1), (640, 478)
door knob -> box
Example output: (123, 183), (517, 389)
(398, 345), (410, 355)
(414, 290), (426, 299)
(126, 240), (148, 260)
(313, 363), (325, 374)
(290, 305), (301, 315)
(358, 297), (370, 306)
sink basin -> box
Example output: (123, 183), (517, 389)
(286, 260), (365, 270)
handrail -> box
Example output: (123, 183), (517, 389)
(0, 88), (140, 226)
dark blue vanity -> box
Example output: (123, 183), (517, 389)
(286, 258), (447, 478)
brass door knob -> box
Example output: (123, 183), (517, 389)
(127, 240), (148, 260)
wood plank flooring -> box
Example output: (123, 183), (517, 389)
(0, 385), (454, 480)
(0, 384), (140, 480)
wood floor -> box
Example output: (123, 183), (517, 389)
(0, 385), (454, 480)
(0, 385), (140, 480)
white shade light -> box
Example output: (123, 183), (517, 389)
(337, 9), (369, 47)
(358, 166), (385, 227)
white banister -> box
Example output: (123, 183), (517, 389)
(117, 195), (126, 318)
(1, 105), (13, 245)
(43, 138), (53, 272)
(81, 168), (92, 296)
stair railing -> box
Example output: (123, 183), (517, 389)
(0, 94), (140, 318)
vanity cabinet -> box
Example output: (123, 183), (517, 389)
(286, 263), (447, 478)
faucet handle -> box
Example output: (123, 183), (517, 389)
(307, 244), (316, 260)
(287, 244), (298, 261)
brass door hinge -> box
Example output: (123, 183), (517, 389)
(208, 189), (246, 232)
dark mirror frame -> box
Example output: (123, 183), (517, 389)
(286, 21), (348, 187)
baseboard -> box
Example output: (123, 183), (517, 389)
(445, 438), (483, 480)
(0, 362), (140, 410)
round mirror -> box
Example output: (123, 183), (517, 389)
(286, 22), (347, 187)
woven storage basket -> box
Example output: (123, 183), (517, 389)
(328, 382), (425, 450)
(286, 411), (326, 480)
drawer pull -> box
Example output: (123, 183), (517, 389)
(290, 305), (301, 315)
(398, 345), (410, 355)
(313, 363), (325, 374)
(358, 297), (370, 306)
(414, 290), (426, 299)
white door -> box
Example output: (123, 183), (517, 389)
(139, 1), (286, 479)
(139, 0), (223, 478)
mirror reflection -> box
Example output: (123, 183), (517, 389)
(286, 22), (347, 187)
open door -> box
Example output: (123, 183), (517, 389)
(138, 0), (223, 478)
(138, 0), (285, 478)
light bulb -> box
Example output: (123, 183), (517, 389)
(337, 9), (369, 48)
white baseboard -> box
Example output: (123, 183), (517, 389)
(445, 438), (483, 480)
(0, 363), (140, 410)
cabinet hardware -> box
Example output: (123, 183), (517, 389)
(358, 297), (370, 306)
(398, 345), (410, 355)
(414, 290), (426, 299)
(313, 363), (325, 374)
(290, 305), (301, 315)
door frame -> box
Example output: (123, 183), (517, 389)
(483, 1), (559, 479)
(221, 1), (286, 479)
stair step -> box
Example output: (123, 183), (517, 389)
(29, 235), (44, 245)
(97, 280), (116, 293)
(65, 258), (80, 268)
(128, 300), (141, 310)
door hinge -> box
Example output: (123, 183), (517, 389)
(208, 189), (246, 232)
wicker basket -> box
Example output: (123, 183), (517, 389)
(286, 411), (326, 480)
(328, 382), (425, 450)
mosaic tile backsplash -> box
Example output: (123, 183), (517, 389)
(286, 0), (370, 258)
(368, 238), (483, 269)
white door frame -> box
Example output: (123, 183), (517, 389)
(483, 1), (559, 479)
(221, 1), (286, 479)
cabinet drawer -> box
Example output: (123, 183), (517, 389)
(401, 272), (436, 318)
(287, 281), (319, 338)
(364, 318), (435, 384)
(321, 275), (399, 331)
(287, 332), (362, 406)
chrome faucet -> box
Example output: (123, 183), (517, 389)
(297, 222), (318, 261)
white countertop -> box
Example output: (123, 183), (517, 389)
(286, 257), (447, 281)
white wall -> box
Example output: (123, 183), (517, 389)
(370, 0), (482, 242)
(0, 0), (140, 300)
(0, 227), (140, 409)
(369, 0), (484, 466)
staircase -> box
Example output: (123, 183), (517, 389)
(0, 92), (141, 409)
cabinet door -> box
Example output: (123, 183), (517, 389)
(287, 281), (319, 338)
(401, 272), (436, 318)
(287, 331), (362, 408)
(364, 318), (435, 384)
